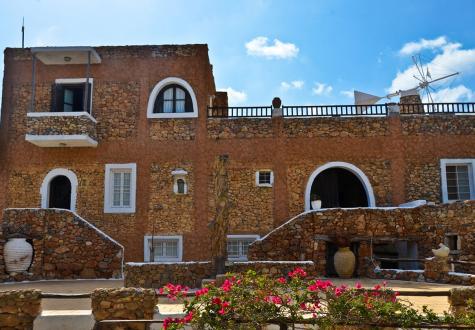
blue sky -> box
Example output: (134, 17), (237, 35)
(1, 0), (475, 106)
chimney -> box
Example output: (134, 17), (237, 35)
(399, 93), (423, 114)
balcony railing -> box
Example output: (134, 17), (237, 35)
(208, 106), (272, 118)
(399, 102), (475, 115)
(207, 102), (475, 118)
(282, 104), (387, 117)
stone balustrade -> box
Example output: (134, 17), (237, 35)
(0, 290), (41, 330)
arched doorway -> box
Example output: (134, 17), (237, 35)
(40, 168), (78, 211)
(305, 162), (375, 210)
(48, 175), (72, 209)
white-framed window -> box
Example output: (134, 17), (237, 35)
(227, 235), (259, 261)
(144, 235), (183, 262)
(147, 77), (198, 119)
(440, 159), (475, 203)
(172, 169), (188, 195)
(255, 170), (273, 187)
(104, 163), (137, 213)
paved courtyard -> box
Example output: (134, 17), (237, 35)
(0, 277), (462, 315)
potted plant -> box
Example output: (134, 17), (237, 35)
(311, 194), (322, 210)
(333, 237), (355, 278)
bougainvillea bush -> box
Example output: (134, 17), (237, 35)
(159, 268), (475, 329)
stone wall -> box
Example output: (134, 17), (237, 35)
(147, 163), (194, 234)
(283, 117), (389, 138)
(249, 202), (475, 276)
(226, 261), (317, 278)
(0, 289), (41, 330)
(91, 287), (158, 329)
(149, 119), (196, 140)
(207, 118), (274, 139)
(405, 162), (440, 202)
(0, 208), (123, 281)
(124, 262), (213, 288)
(124, 261), (316, 289)
(402, 115), (475, 135)
(26, 113), (97, 139)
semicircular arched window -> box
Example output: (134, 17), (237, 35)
(153, 84), (193, 114)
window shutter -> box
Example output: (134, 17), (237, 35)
(53, 84), (64, 112)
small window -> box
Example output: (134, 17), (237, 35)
(441, 159), (475, 203)
(227, 235), (259, 261)
(445, 234), (461, 252)
(53, 79), (92, 113)
(104, 164), (136, 213)
(144, 235), (183, 262)
(255, 170), (273, 187)
(154, 84), (192, 114)
(172, 169), (188, 195)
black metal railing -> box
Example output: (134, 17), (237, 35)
(400, 102), (475, 114)
(207, 102), (475, 118)
(282, 104), (388, 117)
(207, 106), (272, 118)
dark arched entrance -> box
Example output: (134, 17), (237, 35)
(48, 175), (72, 209)
(310, 168), (368, 208)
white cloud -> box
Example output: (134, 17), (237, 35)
(389, 38), (475, 94)
(399, 36), (447, 56)
(340, 89), (354, 98)
(430, 85), (474, 102)
(245, 36), (299, 59)
(218, 87), (247, 105)
(312, 82), (333, 96)
(280, 80), (304, 90)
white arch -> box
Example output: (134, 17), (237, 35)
(146, 77), (199, 118)
(304, 161), (376, 211)
(40, 168), (78, 211)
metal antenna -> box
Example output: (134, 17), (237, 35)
(21, 17), (25, 48)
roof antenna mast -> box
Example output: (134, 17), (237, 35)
(21, 17), (25, 48)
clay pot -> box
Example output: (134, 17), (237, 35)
(4, 238), (33, 273)
(311, 200), (322, 210)
(272, 97), (282, 109)
(333, 247), (355, 278)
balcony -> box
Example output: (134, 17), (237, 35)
(25, 112), (98, 147)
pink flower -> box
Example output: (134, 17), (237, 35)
(183, 311), (193, 323)
(355, 282), (362, 289)
(288, 267), (307, 278)
(195, 287), (209, 297)
(373, 284), (381, 291)
(221, 279), (233, 292)
(277, 277), (286, 284)
(218, 308), (226, 315)
(212, 297), (222, 305)
(334, 287), (343, 297)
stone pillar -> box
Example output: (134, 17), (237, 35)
(399, 94), (423, 114)
(424, 256), (450, 282)
(0, 289), (42, 330)
(449, 287), (475, 316)
(91, 288), (158, 330)
(357, 241), (371, 276)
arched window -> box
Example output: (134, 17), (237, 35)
(176, 179), (186, 194)
(40, 168), (78, 212)
(154, 84), (193, 114)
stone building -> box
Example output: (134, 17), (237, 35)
(1, 44), (475, 267)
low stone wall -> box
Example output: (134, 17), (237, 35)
(249, 202), (475, 277)
(125, 261), (316, 289)
(26, 113), (97, 140)
(449, 287), (475, 316)
(226, 261), (317, 278)
(0, 289), (41, 329)
(91, 288), (158, 330)
(124, 262), (213, 288)
(0, 208), (123, 282)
